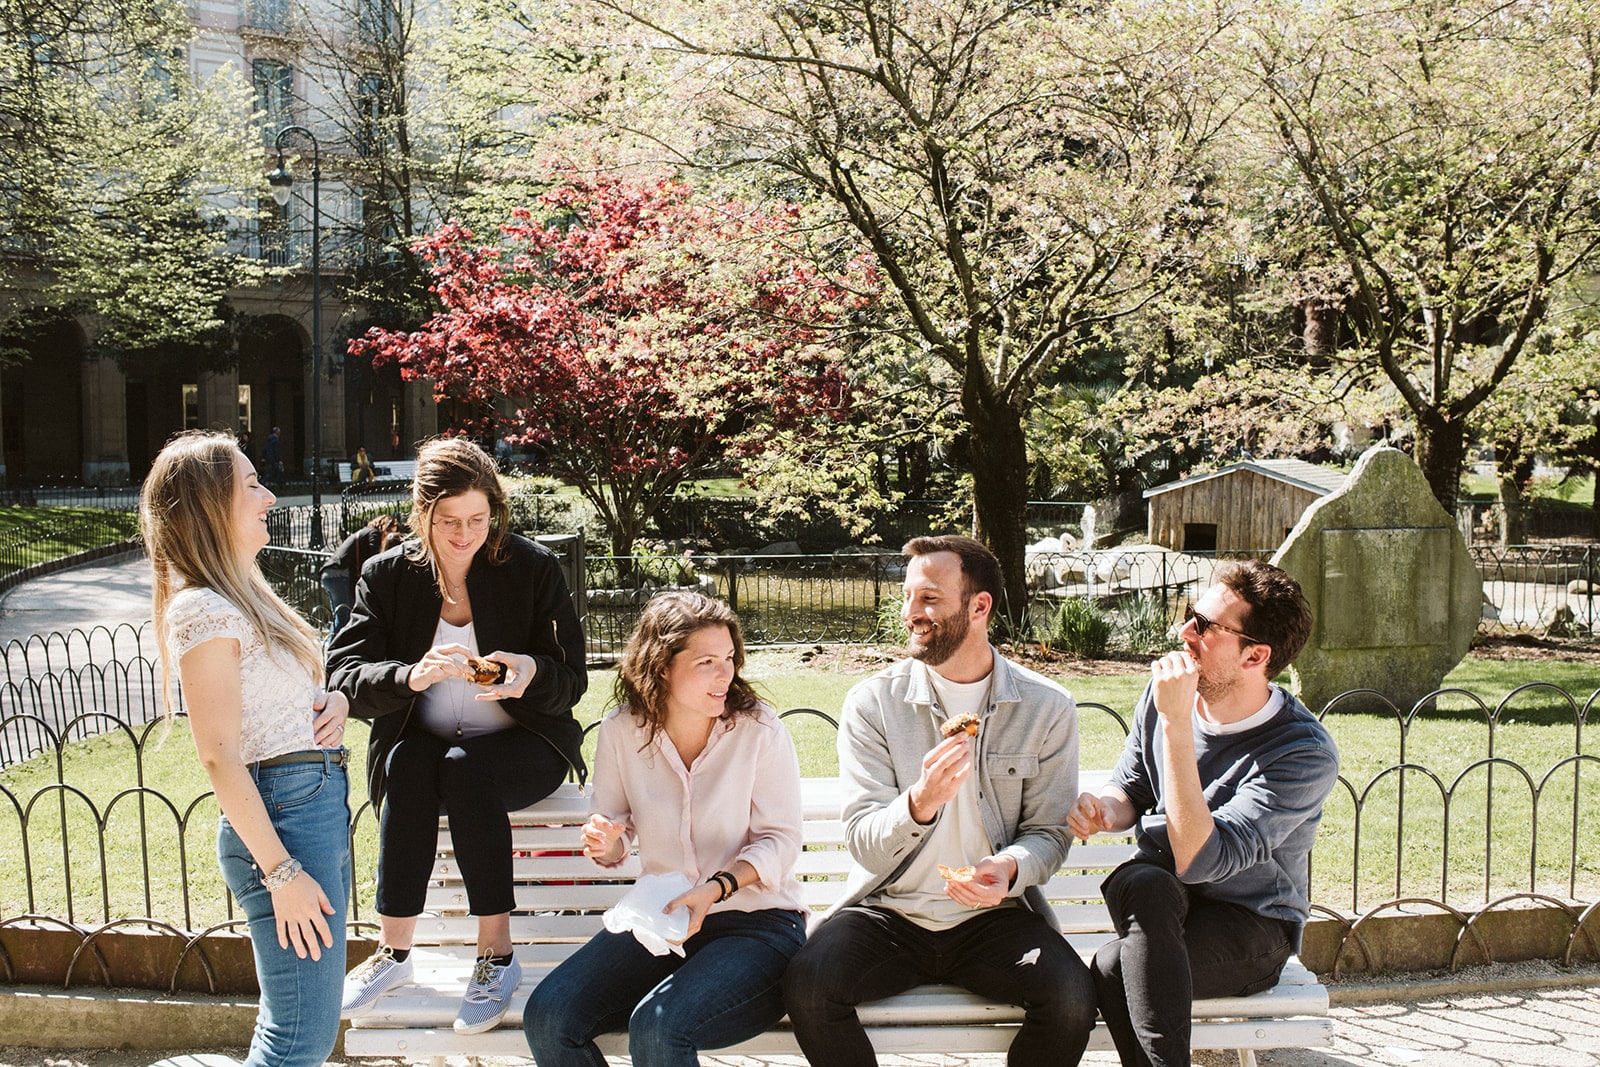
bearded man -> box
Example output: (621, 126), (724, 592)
(783, 535), (1096, 1067)
(1068, 561), (1340, 1067)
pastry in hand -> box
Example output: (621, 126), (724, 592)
(939, 711), (981, 738)
(938, 864), (976, 882)
(466, 656), (507, 686)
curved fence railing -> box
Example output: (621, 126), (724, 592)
(2, 683), (1595, 931)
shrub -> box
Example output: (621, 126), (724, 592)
(1115, 593), (1180, 656)
(1035, 597), (1112, 658)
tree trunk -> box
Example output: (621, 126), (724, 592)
(1412, 413), (1470, 515)
(1493, 434), (1535, 548)
(1591, 407), (1600, 542)
(965, 396), (1031, 637)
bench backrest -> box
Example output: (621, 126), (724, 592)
(419, 772), (1125, 946)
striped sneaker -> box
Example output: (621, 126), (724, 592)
(341, 944), (414, 1018)
(453, 953), (521, 1035)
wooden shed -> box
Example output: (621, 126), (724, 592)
(1144, 459), (1347, 553)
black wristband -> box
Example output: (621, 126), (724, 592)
(712, 870), (738, 901)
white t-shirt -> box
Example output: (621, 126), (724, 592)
(873, 669), (1015, 930)
(416, 618), (518, 740)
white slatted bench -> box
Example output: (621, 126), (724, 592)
(344, 776), (1331, 1066)
(336, 459), (419, 485)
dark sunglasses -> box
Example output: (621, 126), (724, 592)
(1183, 604), (1264, 645)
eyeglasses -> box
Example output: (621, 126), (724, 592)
(1183, 604), (1264, 645)
(431, 515), (491, 535)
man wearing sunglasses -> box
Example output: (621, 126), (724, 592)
(1067, 561), (1339, 1067)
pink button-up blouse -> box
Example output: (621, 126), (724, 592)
(590, 702), (806, 916)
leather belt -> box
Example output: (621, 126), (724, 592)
(252, 748), (350, 769)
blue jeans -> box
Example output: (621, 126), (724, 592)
(523, 908), (807, 1067)
(320, 570), (354, 636)
(217, 753), (352, 1067)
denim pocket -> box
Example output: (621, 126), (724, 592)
(261, 766), (329, 812)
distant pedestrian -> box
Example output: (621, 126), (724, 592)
(262, 427), (284, 487)
(351, 446), (377, 485)
(141, 430), (351, 1067)
(319, 513), (401, 636)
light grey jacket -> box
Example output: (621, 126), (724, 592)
(818, 648), (1079, 929)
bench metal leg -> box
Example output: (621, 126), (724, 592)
(1236, 1050), (1258, 1067)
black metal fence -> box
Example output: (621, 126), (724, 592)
(1, 669), (1595, 963)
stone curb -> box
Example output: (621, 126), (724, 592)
(1327, 967), (1600, 1005)
(0, 986), (259, 1050)
(5, 969), (1600, 1053)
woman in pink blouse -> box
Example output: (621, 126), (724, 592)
(523, 591), (806, 1067)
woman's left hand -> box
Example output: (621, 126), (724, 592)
(472, 650), (537, 701)
(663, 880), (721, 943)
(312, 689), (350, 748)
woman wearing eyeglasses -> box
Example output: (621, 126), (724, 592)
(328, 436), (588, 1036)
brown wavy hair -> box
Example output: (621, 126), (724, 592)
(613, 591), (762, 746)
(405, 436), (511, 603)
(141, 431), (323, 714)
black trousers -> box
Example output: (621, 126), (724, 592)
(783, 904), (1097, 1067)
(1091, 859), (1295, 1067)
(375, 726), (567, 917)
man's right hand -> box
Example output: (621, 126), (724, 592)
(1066, 791), (1112, 841)
(908, 734), (972, 824)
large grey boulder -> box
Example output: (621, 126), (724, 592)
(1272, 446), (1481, 714)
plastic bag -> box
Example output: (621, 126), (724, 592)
(602, 872), (693, 956)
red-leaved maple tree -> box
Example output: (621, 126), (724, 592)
(350, 174), (874, 561)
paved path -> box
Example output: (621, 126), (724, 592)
(0, 554), (152, 645)
(1, 977), (1598, 1066)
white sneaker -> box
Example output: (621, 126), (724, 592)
(453, 954), (522, 1035)
(341, 944), (414, 1018)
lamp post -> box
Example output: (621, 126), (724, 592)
(266, 125), (324, 548)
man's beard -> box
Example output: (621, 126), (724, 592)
(908, 602), (971, 666)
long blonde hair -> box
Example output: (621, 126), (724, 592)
(141, 430), (324, 713)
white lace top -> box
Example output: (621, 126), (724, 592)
(166, 586), (320, 763)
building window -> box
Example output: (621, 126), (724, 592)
(252, 58), (293, 138)
(238, 385), (253, 434)
(1183, 522), (1218, 553)
(356, 72), (386, 156)
(357, 0), (399, 44)
(258, 196), (291, 266)
(182, 384), (200, 430)
(248, 0), (289, 32)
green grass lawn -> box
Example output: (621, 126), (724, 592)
(2, 650), (1595, 929)
(0, 506), (141, 574)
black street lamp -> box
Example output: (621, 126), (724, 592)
(266, 125), (325, 549)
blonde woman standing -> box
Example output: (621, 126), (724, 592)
(142, 431), (351, 1067)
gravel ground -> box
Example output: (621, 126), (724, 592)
(2, 965), (1597, 1067)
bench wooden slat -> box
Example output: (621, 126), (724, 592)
(354, 947), (1325, 1024)
(347, 1016), (1333, 1059)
